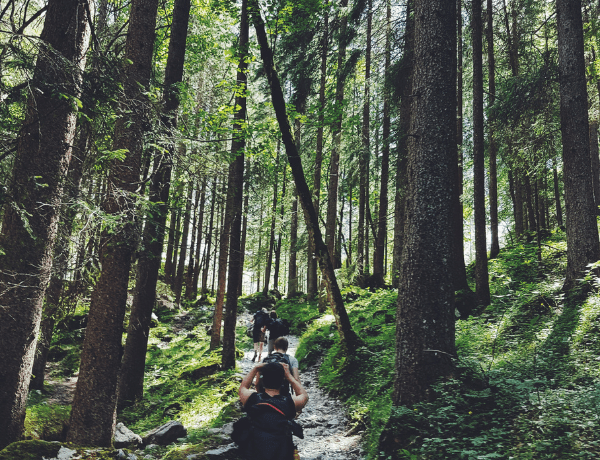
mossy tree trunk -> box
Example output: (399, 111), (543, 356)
(67, 0), (159, 445)
(0, 0), (92, 448)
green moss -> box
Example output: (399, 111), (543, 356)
(24, 403), (70, 441)
(0, 440), (61, 460)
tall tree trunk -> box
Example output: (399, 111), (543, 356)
(211, 181), (233, 348)
(67, 0), (159, 446)
(538, 175), (547, 230)
(451, 0), (472, 302)
(184, 179), (201, 298)
(201, 178), (217, 295)
(390, 0), (457, 408)
(263, 154), (280, 294)
(487, 0), (500, 259)
(256, 202), (263, 293)
(524, 171), (537, 232)
(288, 198), (299, 296)
(251, 2), (360, 351)
(392, 0), (412, 289)
(0, 0), (92, 448)
(502, 0), (523, 239)
(358, 2), (370, 279)
(274, 163), (287, 290)
(174, 181), (193, 304)
(190, 177), (207, 299)
(590, 121), (600, 210)
(239, 165), (250, 296)
(169, 173), (185, 289)
(373, 0), (388, 286)
(222, 0), (248, 369)
(472, 0), (490, 306)
(556, 0), (600, 288)
(164, 206), (178, 282)
(308, 11), (328, 300)
(325, 0), (348, 268)
(513, 169), (525, 235)
(31, 128), (88, 391)
(116, 0), (190, 406)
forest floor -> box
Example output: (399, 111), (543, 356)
(41, 310), (365, 460)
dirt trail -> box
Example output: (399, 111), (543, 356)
(239, 330), (364, 460)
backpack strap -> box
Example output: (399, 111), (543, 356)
(255, 402), (287, 417)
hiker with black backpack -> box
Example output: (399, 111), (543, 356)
(265, 311), (290, 356)
(235, 362), (308, 459)
(251, 309), (269, 362)
(255, 337), (300, 395)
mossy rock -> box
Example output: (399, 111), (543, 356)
(179, 363), (221, 381)
(0, 440), (61, 460)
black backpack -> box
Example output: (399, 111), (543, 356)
(254, 310), (269, 328)
(269, 318), (290, 338)
(231, 394), (303, 460)
(261, 353), (292, 394)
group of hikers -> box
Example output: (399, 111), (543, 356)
(234, 309), (308, 460)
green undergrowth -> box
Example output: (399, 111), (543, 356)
(118, 300), (247, 458)
(281, 230), (600, 459)
(25, 284), (248, 458)
(24, 229), (600, 459)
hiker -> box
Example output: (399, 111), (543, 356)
(251, 309), (269, 362)
(236, 362), (308, 459)
(255, 336), (300, 395)
(265, 311), (290, 356)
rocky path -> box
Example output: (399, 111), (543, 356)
(238, 333), (364, 460)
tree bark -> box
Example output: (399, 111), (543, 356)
(451, 0), (472, 300)
(190, 177), (207, 299)
(174, 181), (193, 304)
(201, 177), (217, 295)
(472, 0), (490, 306)
(184, 180), (200, 299)
(0, 0), (91, 448)
(211, 178), (233, 348)
(239, 165), (250, 296)
(308, 11), (328, 300)
(487, 0), (500, 259)
(251, 2), (360, 351)
(222, 0), (248, 369)
(325, 0), (348, 268)
(116, 0), (190, 406)
(212, 8), (250, 348)
(556, 0), (600, 288)
(392, 0), (412, 289)
(263, 153), (280, 294)
(590, 121), (600, 210)
(373, 0), (388, 285)
(274, 164), (286, 290)
(30, 129), (88, 391)
(67, 0), (158, 446)
(391, 0), (457, 407)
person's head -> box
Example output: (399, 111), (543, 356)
(260, 362), (284, 390)
(270, 311), (277, 319)
(273, 336), (288, 352)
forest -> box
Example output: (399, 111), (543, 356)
(1, 0), (600, 458)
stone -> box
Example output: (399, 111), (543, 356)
(143, 420), (187, 446)
(114, 422), (142, 448)
(204, 442), (241, 459)
(179, 364), (221, 381)
(45, 446), (77, 460)
(221, 422), (234, 435)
